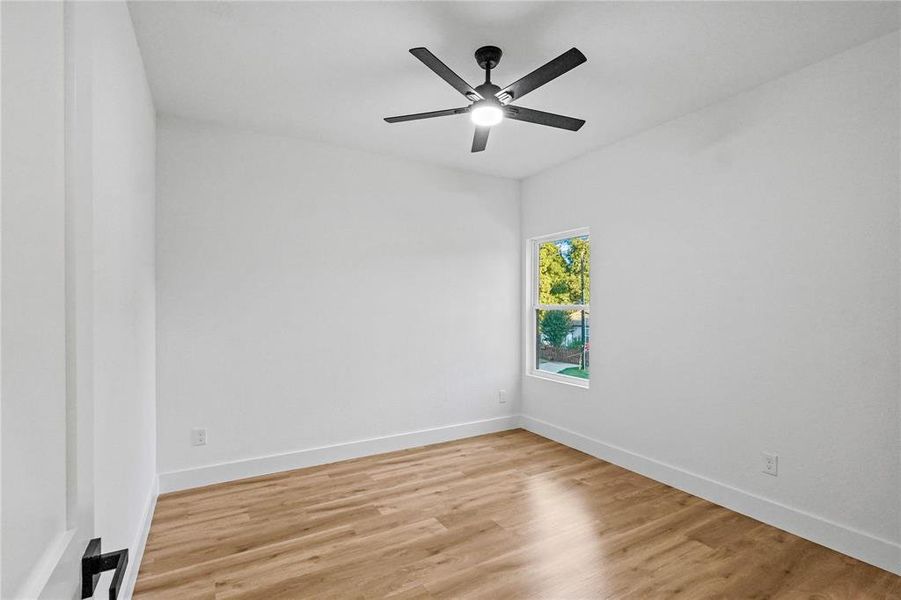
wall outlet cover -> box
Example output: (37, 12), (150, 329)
(191, 428), (207, 446)
(762, 452), (778, 476)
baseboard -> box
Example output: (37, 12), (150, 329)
(14, 528), (76, 599)
(121, 475), (159, 600)
(519, 415), (901, 576)
(158, 415), (521, 494)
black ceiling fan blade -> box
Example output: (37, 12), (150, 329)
(471, 126), (490, 152)
(384, 107), (469, 123)
(410, 47), (482, 100)
(498, 48), (586, 102)
(504, 106), (585, 131)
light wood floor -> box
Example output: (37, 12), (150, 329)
(135, 429), (900, 599)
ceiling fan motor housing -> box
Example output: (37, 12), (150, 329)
(474, 82), (502, 100)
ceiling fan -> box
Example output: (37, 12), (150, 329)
(385, 45), (587, 152)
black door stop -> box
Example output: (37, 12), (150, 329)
(81, 538), (128, 599)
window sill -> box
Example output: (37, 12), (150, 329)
(526, 369), (589, 389)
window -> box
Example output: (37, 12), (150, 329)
(528, 229), (590, 387)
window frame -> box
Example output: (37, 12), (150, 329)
(525, 227), (590, 389)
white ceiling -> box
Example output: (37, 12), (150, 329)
(129, 1), (899, 179)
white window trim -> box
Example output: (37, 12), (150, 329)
(525, 227), (590, 389)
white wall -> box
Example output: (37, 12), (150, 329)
(89, 0), (157, 573)
(520, 33), (900, 571)
(156, 116), (520, 479)
(1, 3), (68, 597)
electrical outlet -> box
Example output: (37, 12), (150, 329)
(498, 389), (508, 404)
(191, 428), (207, 446)
(762, 452), (778, 476)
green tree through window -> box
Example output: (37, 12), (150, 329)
(538, 236), (590, 305)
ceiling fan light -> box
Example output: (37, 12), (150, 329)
(470, 103), (503, 127)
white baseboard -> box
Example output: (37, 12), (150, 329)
(121, 476), (159, 600)
(158, 415), (521, 494)
(520, 415), (901, 576)
(16, 529), (76, 600)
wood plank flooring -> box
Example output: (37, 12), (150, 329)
(134, 429), (901, 599)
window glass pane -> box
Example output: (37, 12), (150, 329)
(536, 309), (589, 380)
(538, 235), (590, 305)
